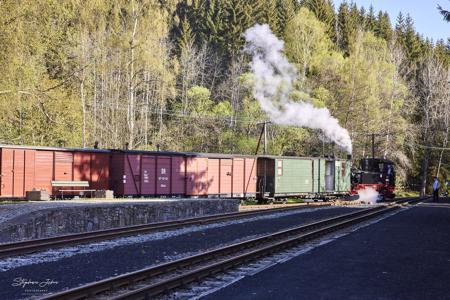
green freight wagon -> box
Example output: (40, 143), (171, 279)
(256, 156), (351, 200)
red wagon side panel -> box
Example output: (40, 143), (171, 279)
(123, 154), (141, 195)
(207, 159), (220, 195)
(24, 150), (36, 196)
(34, 151), (54, 194)
(186, 157), (208, 196)
(219, 159), (232, 196)
(110, 153), (125, 196)
(91, 153), (110, 190)
(244, 157), (257, 196)
(171, 156), (185, 195)
(1, 149), (14, 197)
(157, 157), (171, 195)
(54, 151), (73, 181)
(232, 158), (245, 197)
(13, 149), (25, 197)
(73, 152), (91, 182)
(0, 148), (14, 197)
(141, 155), (156, 195)
(0, 148), (36, 198)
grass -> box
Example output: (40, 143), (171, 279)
(396, 190), (420, 198)
(240, 198), (306, 205)
(0, 200), (29, 204)
(240, 199), (259, 206)
(286, 198), (305, 204)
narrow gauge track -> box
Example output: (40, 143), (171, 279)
(0, 203), (331, 259)
(40, 197), (422, 300)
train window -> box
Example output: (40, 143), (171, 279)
(387, 164), (393, 175)
(277, 160), (283, 168)
(277, 160), (283, 176)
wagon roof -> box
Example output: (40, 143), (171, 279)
(0, 144), (110, 153)
(0, 144), (350, 161)
(257, 154), (350, 161)
(182, 152), (256, 158)
(111, 149), (186, 156)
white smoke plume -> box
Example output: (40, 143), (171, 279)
(357, 187), (380, 205)
(244, 24), (352, 153)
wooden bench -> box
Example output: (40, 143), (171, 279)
(51, 181), (95, 199)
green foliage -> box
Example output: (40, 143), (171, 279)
(284, 7), (332, 78)
(301, 0), (336, 40)
(336, 1), (356, 56)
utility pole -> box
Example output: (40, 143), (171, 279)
(351, 131), (391, 158)
(263, 121), (268, 155)
(255, 121), (271, 155)
(372, 133), (375, 159)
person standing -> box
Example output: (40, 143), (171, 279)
(433, 177), (440, 202)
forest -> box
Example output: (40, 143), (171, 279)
(0, 0), (449, 193)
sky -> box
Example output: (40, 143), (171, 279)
(332, 0), (449, 42)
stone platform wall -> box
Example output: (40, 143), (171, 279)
(0, 199), (239, 243)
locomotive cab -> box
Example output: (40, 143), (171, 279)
(351, 158), (396, 200)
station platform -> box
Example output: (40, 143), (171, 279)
(0, 198), (239, 243)
(206, 199), (450, 300)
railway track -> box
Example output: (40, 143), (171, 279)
(40, 197), (423, 300)
(0, 203), (331, 259)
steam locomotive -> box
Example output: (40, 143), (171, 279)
(351, 158), (396, 200)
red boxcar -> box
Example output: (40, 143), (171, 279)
(110, 150), (187, 197)
(185, 154), (257, 198)
(0, 145), (109, 198)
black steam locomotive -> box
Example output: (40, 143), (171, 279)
(351, 158), (396, 200)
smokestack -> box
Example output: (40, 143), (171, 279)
(94, 141), (99, 149)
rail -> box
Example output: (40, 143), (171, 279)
(40, 197), (425, 300)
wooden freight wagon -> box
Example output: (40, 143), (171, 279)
(0, 145), (110, 199)
(185, 153), (257, 198)
(256, 156), (351, 200)
(109, 150), (186, 197)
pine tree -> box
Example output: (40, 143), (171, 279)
(395, 12), (405, 34)
(365, 5), (376, 31)
(358, 6), (368, 30)
(222, 0), (253, 57)
(256, 0), (280, 35)
(349, 3), (361, 28)
(336, 2), (356, 56)
(302, 0), (336, 40)
(403, 14), (422, 64)
(178, 17), (195, 53)
(374, 11), (393, 42)
(276, 0), (297, 31)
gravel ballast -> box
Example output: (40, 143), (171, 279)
(0, 206), (362, 299)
